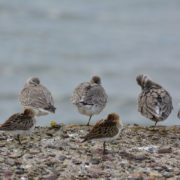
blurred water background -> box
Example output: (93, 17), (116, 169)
(0, 0), (180, 126)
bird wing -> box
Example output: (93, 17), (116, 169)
(83, 119), (118, 141)
(0, 113), (34, 131)
(19, 85), (54, 109)
(80, 84), (107, 106)
(140, 88), (173, 120)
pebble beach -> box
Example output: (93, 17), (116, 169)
(0, 124), (180, 179)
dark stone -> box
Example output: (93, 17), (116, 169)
(16, 168), (24, 175)
(59, 155), (66, 161)
(90, 158), (100, 165)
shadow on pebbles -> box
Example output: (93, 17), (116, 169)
(0, 124), (180, 179)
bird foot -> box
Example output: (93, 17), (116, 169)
(149, 127), (158, 131)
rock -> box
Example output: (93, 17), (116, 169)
(149, 172), (163, 178)
(6, 158), (15, 166)
(59, 155), (66, 161)
(72, 159), (82, 165)
(16, 168), (25, 175)
(90, 158), (100, 165)
(61, 133), (69, 139)
(29, 149), (40, 155)
(46, 145), (57, 149)
(135, 154), (147, 161)
(158, 148), (172, 154)
(44, 173), (58, 180)
(163, 172), (174, 178)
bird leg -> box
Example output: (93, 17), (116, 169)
(150, 121), (158, 131)
(103, 142), (107, 155)
(152, 121), (158, 130)
(17, 135), (22, 145)
(86, 115), (92, 126)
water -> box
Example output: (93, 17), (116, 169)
(0, 0), (180, 126)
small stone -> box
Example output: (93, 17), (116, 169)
(158, 148), (172, 154)
(149, 172), (163, 178)
(90, 158), (100, 165)
(46, 132), (53, 137)
(44, 174), (58, 180)
(6, 159), (15, 166)
(59, 155), (66, 161)
(72, 159), (82, 165)
(29, 149), (40, 155)
(61, 133), (69, 138)
(163, 172), (174, 178)
(135, 154), (146, 161)
(16, 168), (24, 175)
(46, 145), (56, 149)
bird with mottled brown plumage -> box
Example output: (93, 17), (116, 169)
(72, 76), (108, 126)
(19, 77), (56, 116)
(0, 108), (36, 144)
(82, 113), (123, 154)
(136, 74), (173, 128)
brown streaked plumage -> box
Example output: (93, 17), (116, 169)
(72, 76), (108, 126)
(0, 108), (36, 144)
(19, 77), (56, 116)
(136, 74), (173, 127)
(82, 113), (123, 154)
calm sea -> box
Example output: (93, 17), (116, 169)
(0, 0), (180, 126)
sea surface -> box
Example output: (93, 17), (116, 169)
(0, 0), (180, 126)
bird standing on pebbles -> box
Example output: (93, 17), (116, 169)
(19, 77), (56, 116)
(82, 113), (122, 154)
(0, 108), (36, 144)
(72, 76), (108, 126)
(136, 74), (173, 128)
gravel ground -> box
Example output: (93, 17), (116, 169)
(0, 124), (180, 180)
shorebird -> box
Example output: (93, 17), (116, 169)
(72, 76), (107, 126)
(82, 113), (122, 154)
(19, 77), (56, 116)
(0, 108), (36, 144)
(136, 74), (173, 128)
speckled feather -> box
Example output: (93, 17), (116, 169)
(83, 113), (122, 141)
(137, 74), (173, 122)
(19, 77), (56, 113)
(0, 109), (36, 131)
(72, 76), (107, 111)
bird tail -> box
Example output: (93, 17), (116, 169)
(80, 136), (87, 143)
(44, 105), (56, 113)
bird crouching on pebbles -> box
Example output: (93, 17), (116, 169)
(82, 113), (123, 154)
(72, 76), (107, 126)
(0, 108), (36, 144)
(19, 77), (56, 116)
(136, 74), (173, 128)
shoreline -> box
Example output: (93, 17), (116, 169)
(0, 124), (180, 179)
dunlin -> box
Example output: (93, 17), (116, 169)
(82, 113), (122, 154)
(19, 77), (56, 116)
(136, 74), (173, 127)
(72, 76), (107, 126)
(0, 108), (36, 144)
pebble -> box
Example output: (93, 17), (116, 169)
(90, 158), (100, 165)
(0, 125), (180, 179)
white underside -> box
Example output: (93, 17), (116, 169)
(5, 124), (35, 136)
(92, 127), (122, 142)
(77, 104), (103, 116)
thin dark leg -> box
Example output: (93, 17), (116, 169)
(152, 121), (158, 130)
(103, 142), (106, 155)
(17, 135), (22, 145)
(86, 115), (92, 126)
(154, 121), (157, 127)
